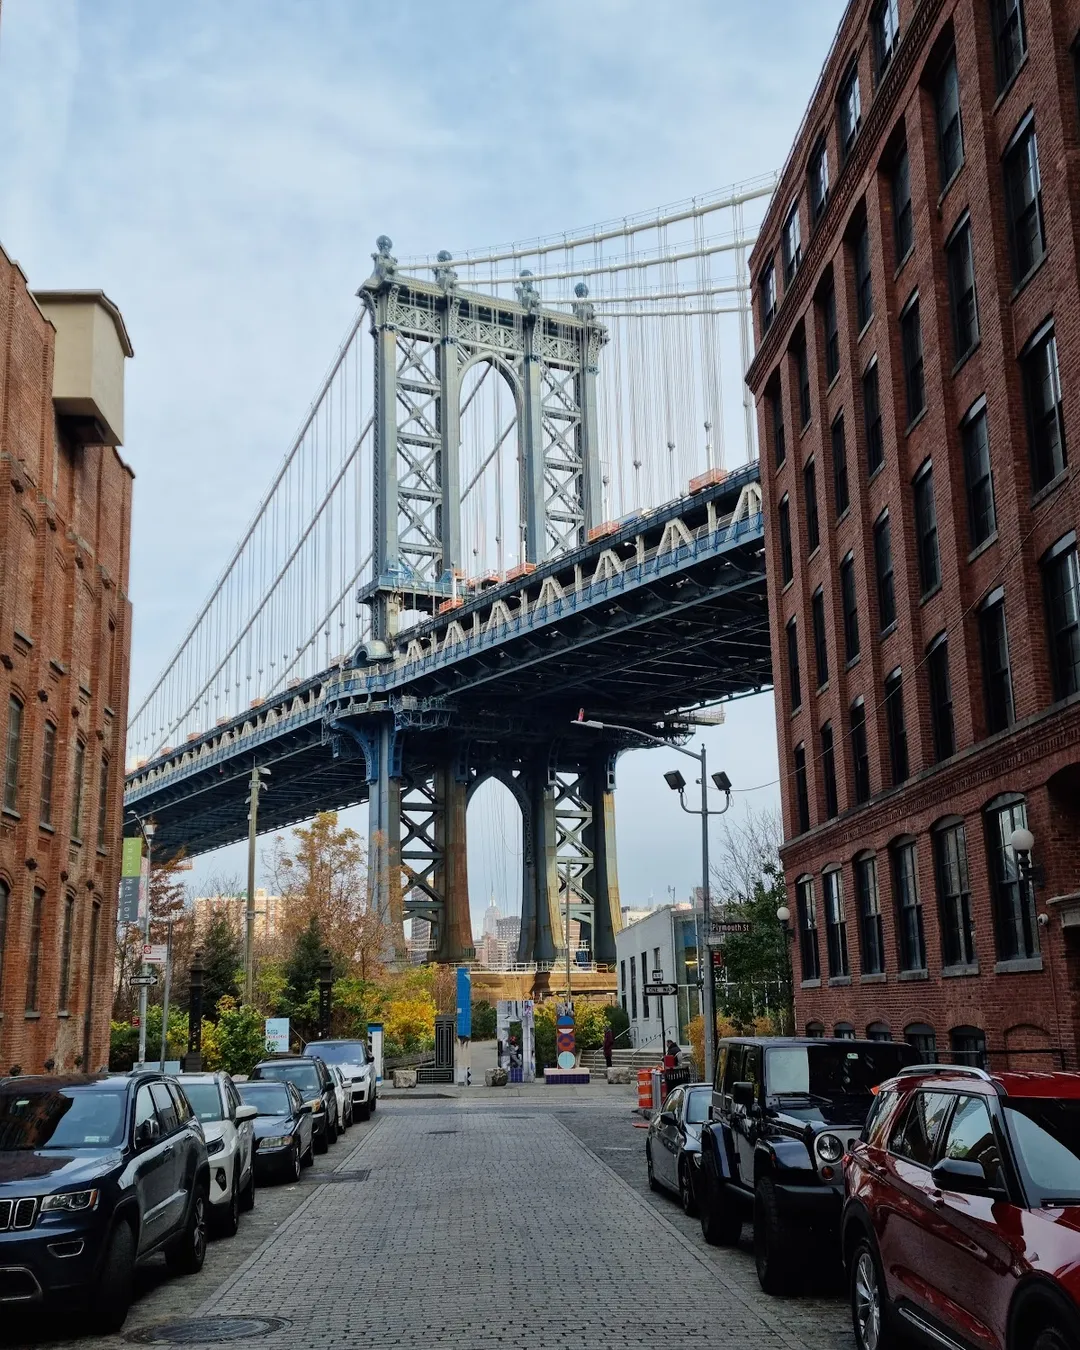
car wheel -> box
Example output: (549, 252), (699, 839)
(679, 1160), (697, 1217)
(370, 1089), (377, 1113)
(754, 1176), (797, 1295)
(302, 1133), (314, 1166)
(90, 1220), (135, 1333)
(166, 1186), (208, 1275)
(216, 1175), (240, 1238)
(288, 1143), (301, 1182)
(698, 1164), (742, 1246)
(356, 1099), (371, 1122)
(646, 1144), (659, 1192)
(1032, 1330), (1076, 1350)
(328, 1108), (339, 1143)
(314, 1121), (329, 1154)
(239, 1166), (255, 1212)
(850, 1236), (895, 1350)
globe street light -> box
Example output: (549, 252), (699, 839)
(571, 715), (731, 1087)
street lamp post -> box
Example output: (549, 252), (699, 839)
(318, 948), (334, 1040)
(127, 812), (156, 1068)
(245, 765), (270, 1004)
(571, 717), (731, 1087)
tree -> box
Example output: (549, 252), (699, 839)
(285, 916), (325, 1008)
(213, 998), (270, 1076)
(202, 909), (242, 1017)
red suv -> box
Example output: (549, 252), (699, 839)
(842, 1065), (1080, 1350)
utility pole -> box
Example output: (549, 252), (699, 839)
(158, 919), (174, 1072)
(245, 765), (270, 1004)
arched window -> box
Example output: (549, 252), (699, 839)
(71, 739), (86, 842)
(905, 1022), (937, 1063)
(834, 1022), (856, 1040)
(58, 893), (75, 1013)
(949, 1025), (987, 1069)
(0, 879), (9, 1000)
(40, 722), (57, 826)
(97, 757), (110, 850)
(806, 1021), (825, 1038)
(3, 696), (22, 813)
(823, 866), (849, 978)
(855, 852), (884, 975)
(891, 836), (926, 972)
(984, 793), (1038, 961)
(866, 1021), (892, 1041)
(26, 888), (44, 1013)
(932, 815), (975, 968)
(795, 875), (820, 983)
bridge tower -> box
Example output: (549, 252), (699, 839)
(356, 238), (613, 965)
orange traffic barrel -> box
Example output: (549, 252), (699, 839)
(637, 1068), (653, 1110)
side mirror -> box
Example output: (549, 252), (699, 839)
(136, 1117), (161, 1150)
(731, 1081), (756, 1109)
(932, 1157), (992, 1196)
(235, 1104), (259, 1123)
(659, 1111), (677, 1127)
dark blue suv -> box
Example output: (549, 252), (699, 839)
(0, 1072), (209, 1331)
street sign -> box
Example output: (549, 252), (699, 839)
(142, 943), (168, 966)
(709, 920), (752, 935)
(644, 982), (678, 997)
(265, 1017), (290, 1053)
(130, 973), (158, 987)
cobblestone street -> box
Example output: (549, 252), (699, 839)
(32, 1095), (853, 1350)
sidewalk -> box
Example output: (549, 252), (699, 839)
(378, 1078), (639, 1102)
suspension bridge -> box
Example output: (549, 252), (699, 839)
(124, 177), (777, 965)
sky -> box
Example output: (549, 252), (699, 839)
(0, 0), (846, 927)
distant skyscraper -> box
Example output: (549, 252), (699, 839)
(482, 899), (501, 938)
(496, 914), (521, 948)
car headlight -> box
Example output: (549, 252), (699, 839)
(816, 1132), (844, 1164)
(206, 1137), (226, 1156)
(41, 1189), (99, 1213)
(258, 1135), (293, 1149)
(307, 1098), (324, 1114)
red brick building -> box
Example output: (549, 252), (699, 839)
(747, 0), (1080, 1068)
(0, 248), (134, 1072)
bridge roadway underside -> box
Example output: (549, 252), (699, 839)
(126, 468), (771, 964)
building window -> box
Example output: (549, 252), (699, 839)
(867, 1021), (892, 1042)
(26, 887), (43, 1012)
(783, 199), (802, 286)
(913, 460), (940, 596)
(97, 758), (110, 851)
(759, 258), (777, 334)
(835, 1022), (856, 1040)
(850, 698), (870, 804)
(900, 293), (925, 424)
(823, 868), (849, 979)
(874, 511), (896, 631)
(821, 723), (838, 819)
(620, 959), (626, 1014)
(794, 744), (810, 834)
(1043, 532), (1080, 700)
(1021, 322), (1066, 491)
(893, 840), (926, 971)
(786, 616), (802, 711)
(949, 1026), (987, 1069)
(822, 281), (840, 383)
(935, 819), (975, 968)
(905, 1022), (937, 1062)
(812, 586), (828, 689)
(991, 0), (1026, 91)
(809, 138), (829, 228)
(0, 880), (8, 1000)
(58, 893), (75, 1012)
(40, 722), (56, 827)
(796, 340), (812, 427)
(769, 382), (786, 468)
(936, 52), (964, 186)
(864, 361), (883, 474)
(856, 854), (885, 975)
(1004, 114), (1045, 285)
(979, 587), (1014, 733)
(84, 900), (100, 1068)
(837, 62), (862, 163)
(832, 414), (849, 517)
(802, 466), (819, 561)
(840, 552), (860, 663)
(640, 952), (649, 1018)
(872, 0), (900, 84)
(71, 739), (86, 842)
(854, 218), (873, 329)
(3, 697), (22, 815)
(806, 1021), (825, 1038)
(629, 953), (638, 1019)
(926, 632), (955, 763)
(946, 215), (979, 361)
(962, 399), (996, 547)
(778, 495), (793, 584)
(892, 142), (913, 262)
(985, 794), (1038, 961)
(884, 668), (908, 785)
(796, 876), (820, 982)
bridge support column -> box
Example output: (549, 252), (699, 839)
(368, 722), (406, 965)
(518, 764), (561, 964)
(585, 759), (622, 966)
(432, 767), (473, 964)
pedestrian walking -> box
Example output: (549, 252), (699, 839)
(603, 1025), (614, 1068)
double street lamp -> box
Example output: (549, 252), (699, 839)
(571, 716), (731, 1087)
(125, 811), (157, 1069)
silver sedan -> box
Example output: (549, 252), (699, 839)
(646, 1081), (711, 1215)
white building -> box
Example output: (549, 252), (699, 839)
(615, 906), (703, 1050)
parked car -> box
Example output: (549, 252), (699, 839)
(694, 1036), (918, 1294)
(0, 1072), (209, 1332)
(236, 1079), (314, 1182)
(843, 1063), (1080, 1350)
(177, 1072), (257, 1235)
(306, 1039), (377, 1120)
(249, 1055), (339, 1152)
(646, 1081), (711, 1215)
(330, 1065), (353, 1129)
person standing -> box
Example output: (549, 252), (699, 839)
(603, 1025), (614, 1068)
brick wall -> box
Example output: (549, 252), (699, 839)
(747, 0), (1080, 1065)
(0, 247), (133, 1072)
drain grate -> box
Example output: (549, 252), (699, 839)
(304, 1168), (370, 1183)
(427, 1128), (458, 1135)
(126, 1316), (290, 1344)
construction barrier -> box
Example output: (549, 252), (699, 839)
(637, 1068), (654, 1111)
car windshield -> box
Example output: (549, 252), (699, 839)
(181, 1083), (224, 1123)
(0, 1086), (126, 1150)
(685, 1089), (710, 1124)
(238, 1083), (291, 1116)
(256, 1063), (319, 1094)
(1005, 1098), (1080, 1205)
(310, 1042), (366, 1066)
(767, 1044), (915, 1099)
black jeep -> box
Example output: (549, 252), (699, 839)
(693, 1036), (918, 1294)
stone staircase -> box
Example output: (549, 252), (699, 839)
(580, 1046), (667, 1074)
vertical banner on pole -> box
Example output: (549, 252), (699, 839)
(521, 999), (535, 1083)
(119, 838), (142, 923)
(455, 967), (472, 1086)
